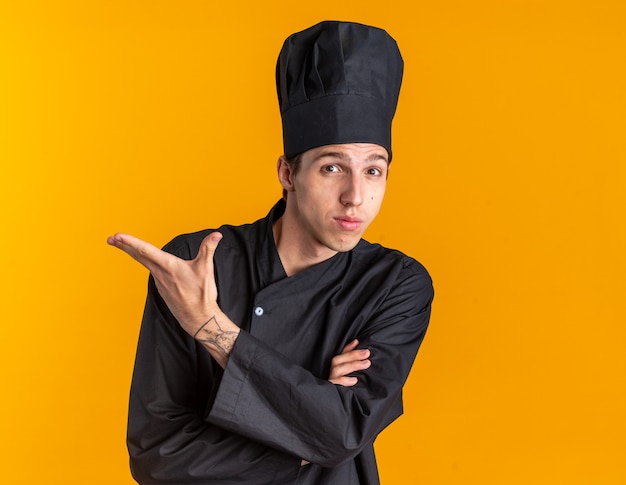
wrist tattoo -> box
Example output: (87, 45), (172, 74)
(193, 316), (237, 356)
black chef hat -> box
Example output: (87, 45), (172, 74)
(276, 21), (404, 160)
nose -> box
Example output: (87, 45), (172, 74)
(340, 174), (364, 207)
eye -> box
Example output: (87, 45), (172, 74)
(366, 167), (383, 176)
(323, 164), (340, 173)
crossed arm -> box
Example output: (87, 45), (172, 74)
(111, 229), (431, 478)
(107, 231), (370, 381)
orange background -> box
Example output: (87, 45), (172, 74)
(1, 1), (624, 484)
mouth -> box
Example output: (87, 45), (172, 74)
(333, 216), (364, 231)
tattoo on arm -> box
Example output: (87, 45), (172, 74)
(193, 315), (238, 356)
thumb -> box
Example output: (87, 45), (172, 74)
(197, 231), (223, 264)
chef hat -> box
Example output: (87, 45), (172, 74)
(276, 20), (404, 160)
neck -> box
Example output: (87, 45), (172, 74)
(272, 214), (337, 277)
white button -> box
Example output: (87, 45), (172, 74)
(254, 306), (264, 316)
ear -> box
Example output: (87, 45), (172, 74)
(277, 155), (296, 192)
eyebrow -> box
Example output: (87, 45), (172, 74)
(314, 151), (389, 163)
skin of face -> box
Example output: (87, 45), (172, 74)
(277, 143), (389, 264)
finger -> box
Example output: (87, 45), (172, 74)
(328, 357), (371, 383)
(331, 348), (370, 367)
(341, 339), (359, 354)
(197, 232), (223, 266)
(329, 357), (371, 379)
(107, 233), (171, 273)
(329, 375), (358, 387)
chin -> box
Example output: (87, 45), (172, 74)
(330, 236), (361, 252)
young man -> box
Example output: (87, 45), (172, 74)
(108, 21), (433, 484)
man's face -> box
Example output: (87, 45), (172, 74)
(281, 143), (389, 254)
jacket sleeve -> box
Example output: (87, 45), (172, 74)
(127, 277), (301, 484)
(206, 261), (434, 468)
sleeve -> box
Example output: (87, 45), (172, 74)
(127, 276), (301, 484)
(206, 261), (434, 468)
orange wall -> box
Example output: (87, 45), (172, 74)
(1, 1), (624, 484)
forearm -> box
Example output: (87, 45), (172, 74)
(129, 410), (300, 483)
(208, 328), (421, 467)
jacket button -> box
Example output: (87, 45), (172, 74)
(254, 306), (264, 316)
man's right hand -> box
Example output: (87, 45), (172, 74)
(107, 231), (240, 368)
